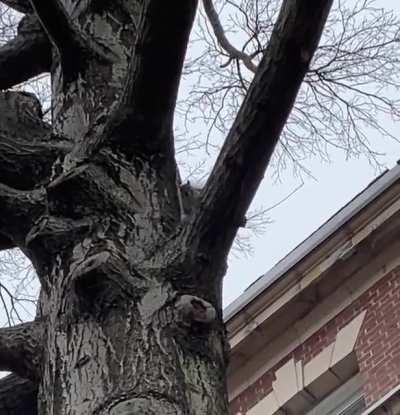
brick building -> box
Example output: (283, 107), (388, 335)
(225, 164), (400, 415)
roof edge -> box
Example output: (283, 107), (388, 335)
(224, 163), (400, 322)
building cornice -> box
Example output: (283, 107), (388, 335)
(226, 165), (400, 344)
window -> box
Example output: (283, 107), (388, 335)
(306, 374), (365, 415)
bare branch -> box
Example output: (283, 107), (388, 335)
(183, 0), (400, 177)
(0, 14), (51, 90)
(202, 0), (257, 73)
(0, 374), (37, 415)
(0, 0), (32, 13)
(98, 0), (198, 157)
(0, 320), (43, 379)
(191, 0), (334, 253)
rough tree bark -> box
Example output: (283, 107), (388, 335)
(0, 0), (333, 413)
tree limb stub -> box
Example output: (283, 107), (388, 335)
(175, 295), (217, 326)
(0, 91), (70, 189)
(97, 0), (198, 158)
(29, 0), (116, 81)
(0, 14), (51, 90)
(0, 0), (32, 13)
(0, 321), (44, 380)
(193, 0), (334, 254)
(0, 374), (37, 415)
(0, 185), (46, 247)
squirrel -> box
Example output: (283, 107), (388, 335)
(177, 181), (202, 222)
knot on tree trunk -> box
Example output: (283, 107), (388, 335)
(71, 243), (136, 312)
(109, 397), (181, 414)
(175, 295), (216, 326)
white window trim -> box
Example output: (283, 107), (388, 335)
(307, 374), (365, 415)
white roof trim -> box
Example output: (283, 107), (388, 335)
(224, 163), (400, 322)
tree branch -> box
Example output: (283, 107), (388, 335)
(0, 321), (44, 380)
(0, 185), (46, 247)
(0, 235), (15, 251)
(0, 374), (37, 415)
(0, 91), (70, 189)
(192, 0), (334, 253)
(0, 0), (32, 13)
(202, 0), (257, 73)
(99, 0), (198, 157)
(0, 14), (51, 90)
(29, 0), (116, 80)
(28, 0), (83, 72)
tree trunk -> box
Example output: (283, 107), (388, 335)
(24, 2), (229, 413)
(0, 0), (333, 413)
(37, 260), (228, 414)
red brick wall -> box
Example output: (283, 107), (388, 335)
(357, 267), (400, 406)
(229, 266), (400, 414)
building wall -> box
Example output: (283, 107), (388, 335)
(229, 265), (400, 414)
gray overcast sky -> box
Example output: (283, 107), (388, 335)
(223, 0), (400, 306)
